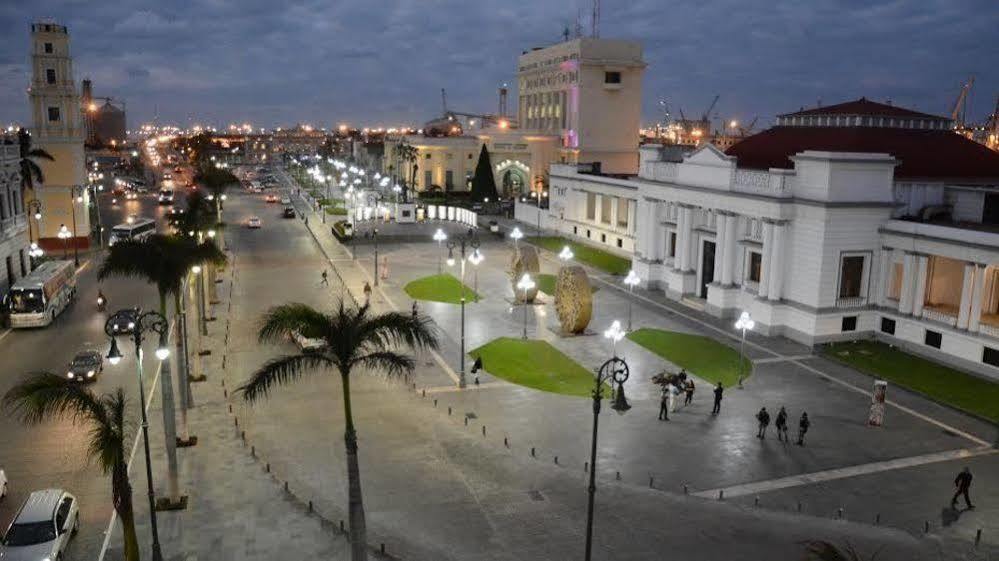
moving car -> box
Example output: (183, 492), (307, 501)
(163, 172), (172, 180)
(246, 216), (262, 229)
(108, 308), (139, 335)
(0, 469), (7, 499)
(265, 194), (278, 203)
(280, 196), (291, 205)
(66, 346), (103, 383)
(0, 489), (79, 561)
(282, 206), (296, 219)
(158, 189), (175, 205)
(124, 191), (138, 200)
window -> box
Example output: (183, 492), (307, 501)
(839, 255), (866, 298)
(880, 317), (896, 335)
(924, 330), (942, 349)
(601, 233), (606, 243)
(668, 232), (677, 258)
(573, 226), (578, 235)
(841, 316), (857, 332)
(600, 196), (612, 225)
(604, 71), (621, 84)
(616, 199), (629, 228)
(467, 153), (473, 160)
(424, 153), (431, 159)
(424, 170), (432, 188)
(984, 347), (999, 368)
(46, 68), (56, 84)
(586, 229), (591, 239)
(748, 251), (762, 283)
(585, 192), (596, 220)
(56, 497), (72, 530)
(445, 170), (453, 188)
(47, 106), (60, 122)
(44, 42), (53, 53)
(617, 238), (623, 248)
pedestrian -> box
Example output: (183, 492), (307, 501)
(667, 382), (679, 413)
(684, 379), (695, 406)
(797, 412), (810, 445)
(411, 300), (419, 320)
(951, 467), (975, 509)
(363, 281), (372, 303)
(320, 269), (329, 286)
(711, 382), (723, 415)
(658, 383), (670, 421)
(756, 407), (770, 438)
(775, 406), (788, 442)
(380, 255), (389, 281)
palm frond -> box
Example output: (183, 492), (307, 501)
(353, 306), (439, 353)
(3, 372), (107, 427)
(89, 389), (129, 474)
(351, 350), (415, 377)
(98, 238), (158, 284)
(26, 148), (54, 161)
(257, 303), (330, 343)
(238, 353), (334, 403)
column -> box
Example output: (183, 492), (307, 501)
(898, 252), (915, 314)
(675, 205), (688, 271)
(628, 198), (638, 239)
(678, 205), (694, 272)
(721, 213), (738, 286)
(758, 220), (774, 299)
(968, 263), (986, 332)
(956, 262), (976, 329)
(610, 196), (619, 232)
(767, 222), (786, 301)
(649, 203), (664, 261)
(874, 247), (891, 307)
(912, 254), (929, 317)
(713, 212), (728, 284)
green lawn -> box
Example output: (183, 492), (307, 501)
(822, 340), (999, 423)
(627, 328), (751, 387)
(536, 273), (599, 296)
(469, 337), (603, 397)
(404, 274), (480, 304)
(526, 236), (632, 276)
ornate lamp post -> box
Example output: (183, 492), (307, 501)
(468, 247), (483, 294)
(433, 228), (447, 274)
(558, 245), (574, 264)
(27, 200), (43, 269)
(69, 185), (85, 266)
(623, 270), (641, 331)
(57, 224), (71, 262)
(509, 226), (523, 249)
(517, 273), (535, 339)
(735, 311), (755, 388)
(447, 233), (481, 387)
(584, 320), (631, 561)
(372, 227), (380, 286)
(105, 308), (171, 561)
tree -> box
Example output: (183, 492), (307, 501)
(99, 234), (227, 502)
(239, 301), (439, 561)
(17, 128), (54, 193)
(4, 374), (140, 561)
(470, 144), (499, 202)
(393, 140), (417, 201)
(168, 189), (217, 235)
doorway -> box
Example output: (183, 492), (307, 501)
(700, 240), (716, 298)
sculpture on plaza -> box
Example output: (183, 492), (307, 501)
(510, 245), (540, 302)
(554, 265), (592, 334)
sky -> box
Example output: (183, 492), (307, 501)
(1, 0), (997, 131)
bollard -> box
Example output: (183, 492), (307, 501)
(228, 404), (232, 413)
(797, 502), (802, 513)
(434, 399), (438, 407)
(718, 490), (724, 501)
(975, 529), (982, 547)
(554, 456), (559, 465)
(504, 437), (508, 447)
(531, 447), (536, 457)
(836, 508), (843, 520)
(241, 430), (245, 441)
(266, 463), (270, 473)
(221, 379), (226, 388)
(251, 446), (255, 457)
(482, 426), (486, 436)
(682, 484), (688, 495)
(464, 416), (468, 426)
(447, 406), (451, 415)
(234, 416), (239, 427)
(754, 496), (759, 507)
(380, 544), (386, 554)
(340, 520), (345, 532)
(616, 471), (621, 481)
(284, 481), (289, 492)
(422, 389), (426, 397)
(308, 500), (313, 512)
(875, 513), (880, 525)
(224, 389), (228, 398)
(649, 477), (654, 488)
(924, 521), (929, 534)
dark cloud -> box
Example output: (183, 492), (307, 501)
(0, 0), (996, 129)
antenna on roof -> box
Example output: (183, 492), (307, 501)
(575, 7), (583, 38)
(591, 0), (600, 38)
(562, 24), (570, 42)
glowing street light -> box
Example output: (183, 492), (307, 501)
(623, 270), (641, 330)
(558, 245), (574, 263)
(433, 228), (448, 274)
(517, 273), (536, 339)
(734, 311), (755, 388)
(510, 227), (523, 248)
(603, 320), (626, 357)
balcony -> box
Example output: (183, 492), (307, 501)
(922, 306), (958, 327)
(836, 296), (867, 309)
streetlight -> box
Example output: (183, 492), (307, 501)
(372, 228), (380, 286)
(27, 200), (42, 269)
(69, 185), (85, 266)
(517, 273), (535, 339)
(468, 247), (483, 294)
(584, 321), (631, 561)
(623, 270), (640, 331)
(558, 245), (574, 263)
(447, 233), (481, 387)
(510, 226), (523, 249)
(104, 309), (170, 561)
(192, 265), (207, 336)
(735, 311), (755, 388)
(57, 224), (71, 261)
(433, 228), (447, 274)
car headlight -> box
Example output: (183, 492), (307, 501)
(67, 371), (75, 379)
(87, 370), (95, 378)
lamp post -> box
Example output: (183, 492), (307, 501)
(372, 227), (380, 286)
(433, 228), (447, 274)
(57, 224), (71, 261)
(104, 309), (170, 561)
(192, 265), (208, 336)
(69, 185), (84, 266)
(27, 200), (43, 269)
(87, 182), (104, 248)
(558, 245), (574, 264)
(584, 320), (631, 561)
(735, 311), (755, 389)
(468, 247), (483, 295)
(517, 273), (535, 339)
(447, 233), (481, 387)
(510, 226), (523, 249)
(623, 270), (641, 331)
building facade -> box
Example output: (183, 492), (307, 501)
(28, 21), (90, 249)
(542, 99), (999, 378)
(0, 136), (31, 293)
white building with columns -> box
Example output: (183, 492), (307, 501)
(542, 99), (999, 378)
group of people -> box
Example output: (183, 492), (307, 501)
(655, 370), (697, 421)
(755, 406), (810, 445)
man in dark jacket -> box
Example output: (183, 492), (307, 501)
(711, 382), (723, 415)
(756, 407), (770, 438)
(797, 412), (810, 445)
(951, 467), (974, 509)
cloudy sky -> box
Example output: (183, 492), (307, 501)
(1, 0), (997, 130)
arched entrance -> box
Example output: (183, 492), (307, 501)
(495, 160), (530, 197)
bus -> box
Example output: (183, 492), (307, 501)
(108, 217), (156, 246)
(5, 260), (77, 328)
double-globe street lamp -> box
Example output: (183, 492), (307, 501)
(584, 320), (631, 561)
(735, 311), (755, 388)
(623, 270), (641, 331)
(517, 273), (535, 339)
(104, 308), (171, 561)
(446, 233), (482, 387)
(433, 228), (447, 274)
(26, 200), (43, 269)
(57, 224), (71, 262)
(69, 185), (86, 266)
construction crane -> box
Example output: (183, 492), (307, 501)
(702, 95), (720, 122)
(986, 94), (999, 151)
(949, 76), (974, 127)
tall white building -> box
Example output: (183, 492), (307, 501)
(0, 136), (31, 293)
(28, 21), (90, 249)
(540, 99), (999, 378)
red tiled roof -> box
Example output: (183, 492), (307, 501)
(779, 98), (946, 120)
(725, 126), (999, 180)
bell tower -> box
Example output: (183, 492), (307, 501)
(28, 20), (90, 250)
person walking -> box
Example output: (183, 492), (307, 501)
(797, 412), (810, 445)
(363, 281), (372, 304)
(756, 407), (771, 438)
(712, 382), (723, 415)
(684, 379), (695, 406)
(775, 406), (789, 442)
(667, 382), (679, 413)
(320, 269), (329, 286)
(951, 467), (975, 509)
(658, 383), (670, 421)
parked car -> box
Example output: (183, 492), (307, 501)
(0, 489), (79, 561)
(246, 216), (262, 229)
(283, 207), (296, 219)
(66, 346), (103, 383)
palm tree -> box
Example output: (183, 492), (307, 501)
(393, 140), (417, 201)
(99, 234), (227, 501)
(17, 128), (54, 193)
(239, 301), (439, 561)
(802, 540), (882, 561)
(4, 374), (140, 561)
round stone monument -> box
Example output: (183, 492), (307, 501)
(510, 245), (540, 303)
(554, 265), (592, 334)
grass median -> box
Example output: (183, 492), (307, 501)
(470, 337), (603, 397)
(627, 328), (750, 387)
(404, 274), (480, 304)
(526, 236), (631, 276)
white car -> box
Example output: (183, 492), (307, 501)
(246, 216), (262, 229)
(0, 489), (79, 561)
(280, 196), (291, 205)
(0, 469), (7, 499)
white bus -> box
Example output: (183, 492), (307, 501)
(5, 260), (77, 328)
(108, 217), (156, 246)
